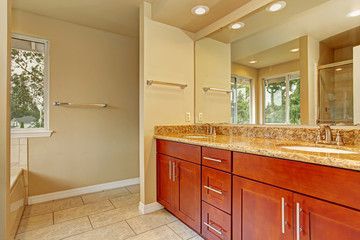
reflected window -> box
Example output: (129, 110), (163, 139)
(231, 75), (251, 124)
(264, 72), (300, 124)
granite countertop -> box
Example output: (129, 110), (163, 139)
(154, 133), (360, 171)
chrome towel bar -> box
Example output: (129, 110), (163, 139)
(53, 102), (107, 108)
(203, 87), (231, 93)
(147, 80), (187, 89)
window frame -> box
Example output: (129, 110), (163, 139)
(231, 74), (252, 124)
(263, 71), (300, 125)
(11, 33), (52, 138)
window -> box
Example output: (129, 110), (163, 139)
(11, 34), (51, 137)
(231, 75), (251, 124)
(264, 72), (300, 125)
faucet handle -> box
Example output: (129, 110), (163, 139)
(315, 130), (321, 144)
(335, 130), (344, 146)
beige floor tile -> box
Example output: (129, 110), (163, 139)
(15, 217), (92, 240)
(110, 193), (139, 208)
(89, 203), (142, 229)
(17, 213), (53, 234)
(81, 187), (131, 204)
(126, 184), (140, 194)
(126, 209), (177, 234)
(167, 220), (197, 240)
(23, 197), (83, 218)
(188, 236), (204, 240)
(126, 225), (182, 240)
(54, 200), (114, 224)
(63, 221), (135, 240)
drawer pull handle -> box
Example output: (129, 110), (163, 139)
(204, 185), (223, 195)
(203, 157), (222, 163)
(204, 222), (223, 235)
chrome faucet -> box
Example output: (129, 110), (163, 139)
(316, 124), (344, 146)
(204, 123), (216, 136)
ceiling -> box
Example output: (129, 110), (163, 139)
(218, 0), (360, 68)
(234, 39), (300, 68)
(12, 0), (252, 37)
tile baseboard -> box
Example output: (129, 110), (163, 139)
(138, 201), (164, 214)
(28, 177), (140, 205)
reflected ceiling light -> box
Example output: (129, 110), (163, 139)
(191, 5), (210, 15)
(266, 1), (287, 12)
(249, 60), (257, 64)
(347, 9), (360, 17)
(335, 68), (343, 71)
(229, 22), (245, 30)
(290, 48), (299, 52)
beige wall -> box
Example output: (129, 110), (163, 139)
(140, 2), (195, 205)
(0, 0), (11, 238)
(12, 9), (140, 196)
(195, 38), (231, 123)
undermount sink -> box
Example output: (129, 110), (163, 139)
(280, 146), (358, 154)
(183, 135), (212, 139)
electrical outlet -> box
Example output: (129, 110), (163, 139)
(198, 113), (204, 122)
(185, 112), (191, 122)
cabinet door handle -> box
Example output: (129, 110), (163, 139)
(203, 157), (222, 163)
(281, 197), (288, 234)
(172, 162), (178, 182)
(204, 185), (223, 195)
(203, 222), (223, 235)
(169, 161), (172, 180)
(296, 202), (303, 240)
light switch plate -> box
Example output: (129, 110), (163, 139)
(186, 112), (191, 122)
(198, 113), (204, 122)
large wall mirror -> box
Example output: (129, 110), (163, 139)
(195, 0), (360, 126)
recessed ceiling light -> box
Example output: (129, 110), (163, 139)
(290, 48), (299, 52)
(191, 5), (210, 16)
(229, 22), (245, 30)
(347, 9), (360, 18)
(249, 60), (257, 64)
(335, 68), (343, 71)
(266, 1), (287, 12)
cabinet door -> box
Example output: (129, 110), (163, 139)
(294, 194), (360, 240)
(157, 154), (177, 212)
(233, 176), (293, 240)
(175, 159), (201, 233)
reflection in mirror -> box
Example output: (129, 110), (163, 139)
(195, 0), (360, 126)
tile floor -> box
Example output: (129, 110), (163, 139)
(15, 184), (204, 240)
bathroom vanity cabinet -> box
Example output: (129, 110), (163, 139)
(156, 139), (360, 240)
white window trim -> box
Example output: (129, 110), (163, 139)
(263, 71), (300, 125)
(11, 33), (52, 138)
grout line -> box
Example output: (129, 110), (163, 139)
(108, 199), (117, 209)
(125, 219), (137, 236)
(80, 196), (85, 205)
(167, 222), (184, 240)
(87, 216), (95, 230)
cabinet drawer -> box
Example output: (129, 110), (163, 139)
(202, 147), (232, 172)
(157, 139), (201, 164)
(233, 152), (360, 211)
(202, 167), (232, 214)
(202, 201), (231, 240)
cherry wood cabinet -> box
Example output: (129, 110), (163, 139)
(294, 194), (360, 240)
(157, 140), (360, 240)
(233, 176), (294, 240)
(156, 140), (201, 233)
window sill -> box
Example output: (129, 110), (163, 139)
(11, 129), (53, 139)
